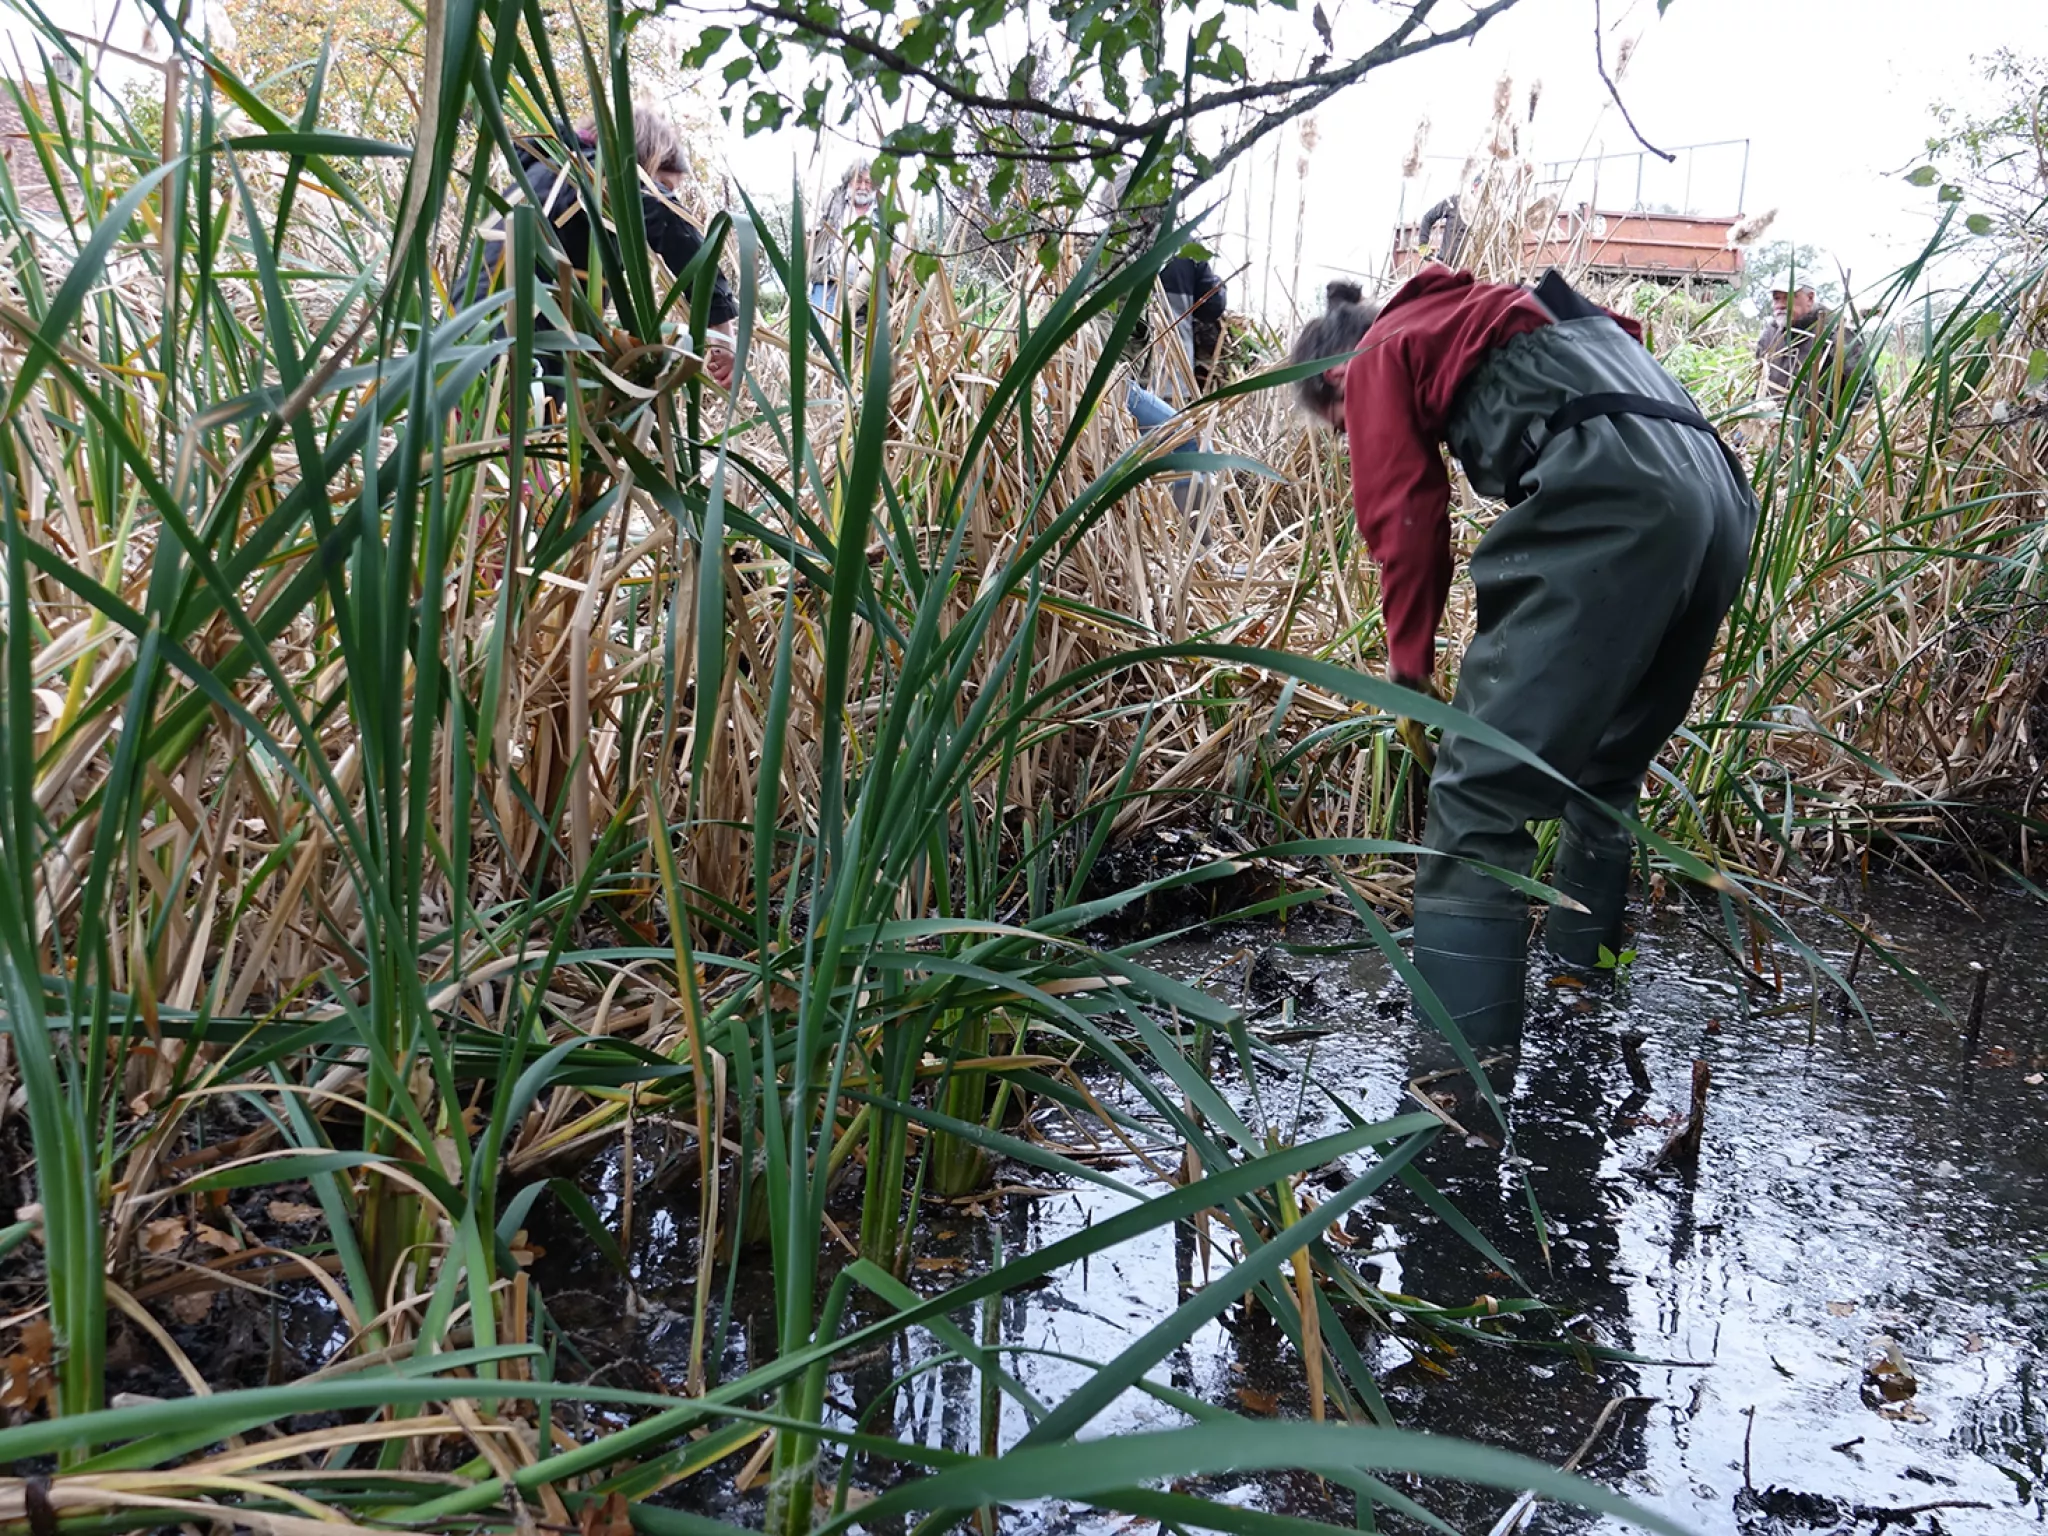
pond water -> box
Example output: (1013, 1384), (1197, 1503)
(541, 880), (2048, 1535)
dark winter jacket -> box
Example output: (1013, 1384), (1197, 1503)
(462, 144), (738, 328)
(1159, 254), (1227, 386)
(1418, 195), (1470, 267)
(1757, 306), (1871, 413)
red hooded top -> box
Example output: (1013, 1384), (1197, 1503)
(1341, 266), (1644, 682)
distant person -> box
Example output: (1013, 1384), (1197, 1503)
(1757, 283), (1870, 414)
(462, 103), (738, 402)
(1417, 175), (1482, 268)
(1126, 249), (1227, 512)
(809, 160), (879, 324)
(1091, 168), (1227, 400)
(1289, 267), (1755, 1088)
(1161, 251), (1229, 396)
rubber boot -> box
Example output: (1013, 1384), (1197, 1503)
(1408, 910), (1528, 1148)
(1544, 823), (1633, 971)
(1412, 910), (1530, 1057)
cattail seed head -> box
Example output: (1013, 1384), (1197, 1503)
(1728, 208), (1778, 247)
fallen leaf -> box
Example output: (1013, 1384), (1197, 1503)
(577, 1491), (633, 1536)
(1236, 1386), (1280, 1415)
(169, 1291), (214, 1325)
(0, 1320), (54, 1412)
(192, 1224), (242, 1253)
(1862, 1338), (1918, 1402)
(2026, 1073), (2044, 1086)
(140, 1217), (186, 1256)
(266, 1199), (323, 1226)
(1827, 1301), (1856, 1316)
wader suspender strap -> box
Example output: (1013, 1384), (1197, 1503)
(1509, 271), (1750, 502)
(1512, 392), (1749, 502)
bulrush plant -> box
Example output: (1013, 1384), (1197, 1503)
(0, 4), (2039, 1534)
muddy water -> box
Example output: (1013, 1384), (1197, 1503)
(551, 882), (2048, 1534)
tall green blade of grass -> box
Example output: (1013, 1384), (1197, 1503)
(0, 456), (104, 1440)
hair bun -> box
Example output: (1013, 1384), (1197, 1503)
(1326, 280), (1365, 307)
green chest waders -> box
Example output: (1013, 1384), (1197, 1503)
(1407, 272), (1757, 1073)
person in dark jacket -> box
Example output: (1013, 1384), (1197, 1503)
(1416, 176), (1481, 268)
(1758, 283), (1870, 415)
(1126, 253), (1227, 512)
(1158, 253), (1228, 395)
(1290, 268), (1755, 1079)
(463, 103), (739, 400)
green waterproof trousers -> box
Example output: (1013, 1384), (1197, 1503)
(1415, 315), (1756, 931)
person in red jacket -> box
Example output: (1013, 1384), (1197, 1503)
(1291, 267), (1755, 1075)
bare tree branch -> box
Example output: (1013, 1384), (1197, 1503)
(738, 1), (1114, 137)
(1593, 0), (1673, 163)
(734, 0), (1530, 162)
(1202, 0), (1526, 183)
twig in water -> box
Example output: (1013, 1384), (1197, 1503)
(1591, 0), (1674, 162)
(1834, 926), (1869, 1026)
(1963, 962), (1988, 1060)
(1484, 1395), (1656, 1536)
(1636, 1060), (1711, 1175)
(1404, 1055), (1512, 1148)
(1618, 1031), (1653, 1096)
(1843, 927), (1868, 989)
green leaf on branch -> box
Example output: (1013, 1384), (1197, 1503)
(683, 26), (730, 68)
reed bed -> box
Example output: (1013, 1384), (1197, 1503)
(0, 6), (2041, 1535)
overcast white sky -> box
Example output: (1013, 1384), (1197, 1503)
(1200, 0), (2047, 317)
(14, 0), (2046, 318)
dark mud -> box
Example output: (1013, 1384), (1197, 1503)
(535, 880), (2048, 1535)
